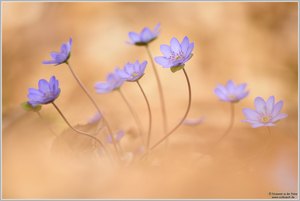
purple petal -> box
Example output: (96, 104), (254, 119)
(42, 60), (57, 65)
(183, 116), (204, 126)
(235, 83), (247, 93)
(115, 69), (129, 79)
(214, 88), (229, 101)
(116, 130), (125, 141)
(94, 82), (112, 93)
(242, 108), (260, 121)
(28, 88), (43, 96)
(38, 79), (50, 92)
(128, 32), (140, 43)
(124, 63), (135, 75)
(140, 61), (147, 72)
(153, 23), (160, 35)
(160, 45), (172, 57)
(236, 91), (249, 100)
(254, 97), (266, 114)
(141, 28), (154, 42)
(170, 37), (181, 53)
(226, 80), (235, 94)
(181, 36), (189, 54)
(154, 56), (172, 68)
(272, 101), (283, 117)
(266, 96), (275, 115)
(185, 43), (194, 57)
(251, 123), (265, 128)
(271, 113), (288, 122)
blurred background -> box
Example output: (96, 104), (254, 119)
(2, 2), (298, 199)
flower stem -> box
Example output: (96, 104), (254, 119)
(65, 62), (120, 159)
(149, 68), (192, 151)
(136, 80), (152, 152)
(145, 45), (168, 142)
(51, 102), (110, 159)
(118, 88), (144, 145)
(36, 111), (57, 137)
(217, 103), (235, 142)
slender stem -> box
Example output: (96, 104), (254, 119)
(136, 80), (152, 152)
(150, 68), (192, 151)
(118, 89), (144, 145)
(216, 102), (235, 142)
(36, 111), (58, 137)
(51, 102), (110, 158)
(65, 62), (120, 159)
(145, 45), (168, 139)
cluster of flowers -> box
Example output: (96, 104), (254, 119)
(22, 23), (288, 163)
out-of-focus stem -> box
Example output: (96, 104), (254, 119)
(136, 81), (152, 152)
(145, 45), (168, 143)
(149, 68), (192, 151)
(216, 103), (235, 143)
(36, 111), (57, 137)
(65, 62), (120, 159)
(51, 102), (110, 159)
(118, 88), (144, 145)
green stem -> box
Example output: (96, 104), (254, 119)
(145, 45), (168, 140)
(118, 88), (144, 145)
(65, 62), (120, 159)
(149, 68), (192, 151)
(51, 102), (110, 159)
(136, 80), (152, 152)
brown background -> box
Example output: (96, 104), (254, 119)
(2, 2), (298, 199)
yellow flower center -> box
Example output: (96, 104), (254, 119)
(261, 116), (270, 123)
(228, 94), (236, 100)
(132, 72), (138, 77)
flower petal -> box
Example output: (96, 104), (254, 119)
(141, 28), (154, 42)
(170, 37), (181, 53)
(254, 96), (266, 114)
(242, 108), (260, 121)
(226, 80), (235, 94)
(42, 60), (57, 65)
(38, 79), (50, 93)
(214, 88), (229, 101)
(160, 45), (172, 57)
(185, 42), (194, 57)
(271, 113), (288, 122)
(251, 123), (265, 128)
(272, 100), (283, 117)
(266, 96), (275, 115)
(128, 32), (140, 43)
(181, 36), (189, 54)
(154, 56), (172, 68)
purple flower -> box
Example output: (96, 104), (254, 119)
(242, 96), (288, 128)
(214, 80), (249, 103)
(107, 130), (125, 144)
(94, 70), (125, 94)
(43, 38), (72, 65)
(27, 76), (61, 106)
(115, 60), (147, 82)
(128, 23), (160, 46)
(154, 36), (194, 72)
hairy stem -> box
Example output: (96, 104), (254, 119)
(150, 68), (192, 151)
(136, 80), (152, 152)
(65, 62), (120, 159)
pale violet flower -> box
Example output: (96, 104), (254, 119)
(115, 60), (147, 82)
(94, 70), (125, 94)
(242, 96), (288, 128)
(128, 23), (160, 46)
(43, 38), (72, 65)
(214, 80), (249, 103)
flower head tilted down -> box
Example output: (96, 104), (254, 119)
(242, 96), (288, 128)
(116, 60), (147, 82)
(43, 38), (72, 65)
(27, 76), (61, 106)
(94, 70), (125, 94)
(154, 36), (194, 72)
(128, 23), (160, 46)
(214, 80), (249, 103)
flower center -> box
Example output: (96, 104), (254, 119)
(228, 94), (236, 101)
(170, 51), (184, 61)
(261, 116), (270, 123)
(131, 72), (139, 78)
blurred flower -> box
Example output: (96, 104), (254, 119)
(154, 36), (194, 72)
(214, 80), (249, 103)
(128, 23), (160, 46)
(43, 38), (72, 65)
(86, 113), (102, 125)
(27, 76), (61, 106)
(242, 96), (288, 128)
(94, 70), (125, 94)
(183, 116), (205, 126)
(107, 130), (125, 144)
(21, 101), (42, 112)
(116, 60), (147, 82)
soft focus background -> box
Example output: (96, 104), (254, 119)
(2, 2), (298, 199)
